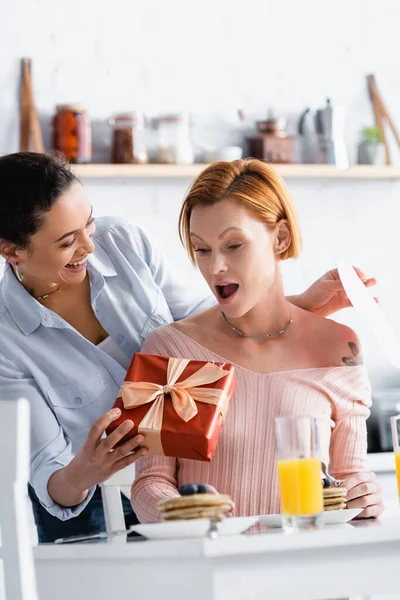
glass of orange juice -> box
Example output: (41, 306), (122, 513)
(390, 415), (400, 499)
(275, 415), (323, 532)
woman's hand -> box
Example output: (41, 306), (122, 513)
(68, 408), (148, 491)
(49, 408), (148, 507)
(205, 484), (235, 515)
(290, 268), (377, 318)
(342, 471), (384, 519)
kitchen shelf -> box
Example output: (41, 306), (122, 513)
(72, 163), (400, 180)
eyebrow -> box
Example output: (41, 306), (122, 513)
(190, 227), (244, 242)
(55, 207), (94, 243)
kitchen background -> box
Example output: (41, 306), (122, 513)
(1, 0), (400, 450)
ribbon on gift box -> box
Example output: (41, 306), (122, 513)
(119, 357), (230, 455)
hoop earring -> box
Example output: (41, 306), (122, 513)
(15, 263), (24, 283)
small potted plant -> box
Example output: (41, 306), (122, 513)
(357, 126), (385, 165)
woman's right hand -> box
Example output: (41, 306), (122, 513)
(63, 408), (148, 496)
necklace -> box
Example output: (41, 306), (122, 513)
(221, 309), (293, 339)
(35, 286), (60, 301)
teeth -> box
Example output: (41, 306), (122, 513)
(67, 258), (86, 267)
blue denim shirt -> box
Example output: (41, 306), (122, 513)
(0, 217), (213, 519)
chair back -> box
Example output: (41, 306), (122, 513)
(100, 464), (136, 542)
(0, 398), (39, 599)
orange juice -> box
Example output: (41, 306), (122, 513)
(395, 452), (400, 498)
(277, 457), (323, 515)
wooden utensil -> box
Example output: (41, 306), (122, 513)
(20, 58), (44, 153)
(367, 74), (400, 166)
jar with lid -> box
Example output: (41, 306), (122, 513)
(154, 113), (194, 164)
(110, 112), (148, 164)
(52, 104), (92, 163)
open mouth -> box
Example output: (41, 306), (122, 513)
(216, 283), (239, 301)
(64, 257), (87, 272)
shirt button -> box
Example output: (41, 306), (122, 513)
(74, 397), (83, 405)
(42, 315), (48, 323)
(94, 305), (100, 312)
(116, 334), (124, 344)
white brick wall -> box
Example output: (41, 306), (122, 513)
(1, 0), (400, 159)
(80, 175), (400, 372)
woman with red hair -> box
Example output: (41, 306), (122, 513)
(132, 159), (383, 522)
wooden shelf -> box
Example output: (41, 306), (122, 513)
(71, 163), (400, 180)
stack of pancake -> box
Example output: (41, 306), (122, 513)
(157, 484), (234, 521)
(323, 486), (347, 511)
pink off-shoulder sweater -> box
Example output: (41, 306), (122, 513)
(131, 326), (372, 523)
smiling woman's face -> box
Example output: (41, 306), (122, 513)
(11, 182), (96, 286)
(190, 197), (282, 319)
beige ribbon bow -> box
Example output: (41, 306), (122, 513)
(119, 357), (230, 455)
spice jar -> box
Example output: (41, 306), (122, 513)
(110, 112), (148, 164)
(52, 104), (92, 163)
(154, 113), (194, 164)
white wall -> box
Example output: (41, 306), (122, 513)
(1, 0), (400, 374)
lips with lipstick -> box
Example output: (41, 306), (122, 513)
(216, 283), (239, 301)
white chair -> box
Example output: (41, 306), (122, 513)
(0, 398), (39, 600)
(100, 464), (135, 542)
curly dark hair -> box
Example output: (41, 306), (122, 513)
(0, 152), (79, 248)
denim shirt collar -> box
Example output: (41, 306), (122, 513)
(1, 245), (117, 336)
(87, 241), (118, 279)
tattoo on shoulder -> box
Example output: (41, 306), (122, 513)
(342, 341), (363, 366)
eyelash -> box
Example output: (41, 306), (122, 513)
(194, 243), (243, 254)
(60, 218), (95, 249)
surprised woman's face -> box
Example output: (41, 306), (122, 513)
(190, 197), (281, 319)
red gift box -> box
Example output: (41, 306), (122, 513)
(106, 353), (236, 461)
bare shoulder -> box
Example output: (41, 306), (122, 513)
(170, 307), (218, 335)
(169, 307), (224, 349)
(295, 306), (363, 367)
(324, 320), (363, 366)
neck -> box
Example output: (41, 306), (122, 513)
(220, 273), (290, 338)
(12, 268), (60, 300)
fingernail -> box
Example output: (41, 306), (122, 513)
(136, 435), (144, 443)
(113, 408), (121, 416)
(123, 420), (133, 431)
(141, 448), (148, 455)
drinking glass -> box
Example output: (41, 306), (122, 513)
(275, 415), (323, 532)
(391, 415), (400, 499)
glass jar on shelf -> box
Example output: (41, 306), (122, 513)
(52, 104), (92, 163)
(154, 113), (194, 164)
(110, 112), (148, 164)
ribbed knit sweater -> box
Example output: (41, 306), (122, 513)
(131, 325), (371, 522)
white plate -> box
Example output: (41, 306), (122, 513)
(258, 508), (363, 528)
(338, 260), (400, 368)
(322, 507), (362, 525)
(129, 515), (259, 540)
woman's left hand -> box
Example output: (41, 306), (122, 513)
(292, 267), (377, 317)
(205, 484), (235, 515)
(342, 471), (384, 519)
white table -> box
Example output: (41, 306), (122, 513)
(34, 516), (400, 600)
